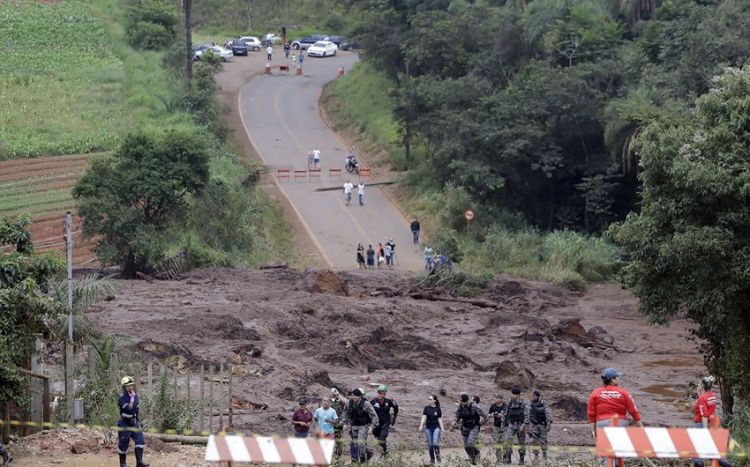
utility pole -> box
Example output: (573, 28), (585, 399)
(185, 0), (193, 81)
(64, 211), (74, 423)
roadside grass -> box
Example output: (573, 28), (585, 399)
(322, 62), (620, 287)
(0, 0), (193, 160)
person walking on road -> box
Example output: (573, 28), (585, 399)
(266, 45), (273, 61)
(357, 183), (365, 206)
(419, 394), (444, 465)
(503, 386), (530, 465)
(366, 244), (375, 269)
(529, 390), (552, 463)
(692, 376), (732, 467)
(284, 41), (290, 59)
(314, 397), (338, 438)
(424, 245), (434, 271)
(371, 384), (399, 457)
(312, 148), (321, 168)
(411, 218), (421, 244)
(299, 50), (305, 67)
(454, 393), (488, 465)
(329, 388), (348, 462)
(488, 394), (507, 464)
(117, 376), (149, 467)
(587, 368), (643, 465)
(341, 388), (379, 463)
(377, 243), (385, 269)
(383, 242), (393, 270)
(356, 243), (365, 269)
(386, 238), (396, 267)
(292, 398), (314, 438)
(343, 181), (354, 206)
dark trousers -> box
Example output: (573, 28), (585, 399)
(373, 423), (391, 456)
(461, 425), (481, 464)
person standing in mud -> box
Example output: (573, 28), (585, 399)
(117, 376), (149, 467)
(419, 394), (444, 465)
(292, 398), (314, 438)
(691, 376), (732, 467)
(454, 393), (488, 465)
(502, 386), (530, 465)
(371, 384), (399, 457)
(488, 394), (507, 464)
(341, 388), (379, 463)
(329, 388), (348, 461)
(528, 390), (552, 463)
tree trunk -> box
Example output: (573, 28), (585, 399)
(185, 0), (193, 81)
(123, 251), (136, 279)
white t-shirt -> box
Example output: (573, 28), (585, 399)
(313, 149), (321, 160)
(357, 184), (365, 195)
(266, 46), (273, 54)
(343, 182), (354, 194)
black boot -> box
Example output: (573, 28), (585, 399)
(435, 446), (441, 464)
(519, 453), (525, 465)
(119, 453), (128, 467)
(135, 447), (149, 467)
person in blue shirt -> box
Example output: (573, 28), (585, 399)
(117, 376), (149, 467)
(314, 398), (339, 437)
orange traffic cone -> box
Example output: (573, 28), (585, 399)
(296, 65), (302, 76)
(338, 66), (345, 78)
(265, 63), (271, 74)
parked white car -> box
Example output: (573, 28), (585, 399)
(195, 46), (233, 61)
(237, 36), (262, 51)
(306, 40), (338, 57)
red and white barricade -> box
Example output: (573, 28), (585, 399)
(205, 435), (334, 465)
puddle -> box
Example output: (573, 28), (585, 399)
(642, 384), (685, 398)
(643, 356), (703, 367)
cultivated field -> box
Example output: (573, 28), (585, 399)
(0, 153), (101, 265)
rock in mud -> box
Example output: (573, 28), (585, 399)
(259, 260), (288, 269)
(71, 439), (99, 454)
(303, 269), (348, 296)
(551, 395), (588, 419)
(494, 360), (537, 390)
(553, 319), (600, 348)
(587, 325), (614, 345)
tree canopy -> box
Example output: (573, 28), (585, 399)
(73, 129), (210, 277)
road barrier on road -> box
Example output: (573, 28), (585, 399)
(328, 168), (342, 178)
(278, 65), (290, 74)
(359, 168), (372, 180)
(596, 416), (730, 467)
(294, 169), (308, 180)
(264, 63), (271, 75)
(308, 168), (321, 179)
(276, 169), (290, 181)
(205, 434), (333, 465)
(296, 66), (302, 76)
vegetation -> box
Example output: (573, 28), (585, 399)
(610, 66), (750, 415)
(125, 0), (180, 50)
(0, 215), (64, 406)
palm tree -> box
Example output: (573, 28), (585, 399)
(47, 273), (119, 346)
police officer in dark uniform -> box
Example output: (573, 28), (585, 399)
(117, 376), (149, 467)
(503, 386), (530, 465)
(341, 388), (379, 463)
(329, 388), (347, 462)
(488, 394), (508, 463)
(529, 390), (553, 462)
(371, 384), (399, 457)
(454, 393), (488, 465)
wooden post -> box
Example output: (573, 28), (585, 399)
(65, 342), (74, 424)
(200, 364), (205, 433)
(227, 365), (233, 431)
(147, 359), (153, 421)
(218, 363), (224, 431)
(111, 352), (120, 387)
(30, 334), (44, 432)
(187, 367), (192, 417)
(209, 365), (214, 433)
(87, 345), (96, 380)
(42, 378), (50, 427)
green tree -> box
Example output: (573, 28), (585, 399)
(0, 215), (63, 406)
(126, 0), (180, 50)
(73, 129), (210, 277)
(610, 66), (750, 413)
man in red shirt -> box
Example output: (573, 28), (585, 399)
(588, 368), (643, 437)
(692, 376), (732, 467)
(292, 398), (314, 438)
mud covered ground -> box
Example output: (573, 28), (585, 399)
(83, 267), (703, 450)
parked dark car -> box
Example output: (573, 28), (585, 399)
(327, 35), (350, 51)
(291, 34), (326, 50)
(231, 42), (248, 56)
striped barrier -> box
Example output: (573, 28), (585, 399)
(328, 168), (342, 178)
(359, 167), (372, 180)
(294, 169), (308, 180)
(205, 434), (333, 465)
(276, 169), (290, 181)
(309, 168), (321, 179)
(597, 426), (730, 459)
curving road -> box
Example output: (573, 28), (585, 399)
(238, 52), (423, 271)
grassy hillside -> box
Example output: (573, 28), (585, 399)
(0, 0), (192, 160)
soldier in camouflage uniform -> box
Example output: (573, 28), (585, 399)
(329, 388), (348, 462)
(503, 386), (530, 465)
(528, 390), (553, 463)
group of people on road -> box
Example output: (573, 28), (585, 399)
(343, 180), (366, 206)
(266, 44), (305, 67)
(356, 239), (397, 269)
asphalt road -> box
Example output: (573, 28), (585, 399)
(238, 51), (424, 271)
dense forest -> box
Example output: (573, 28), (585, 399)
(341, 0), (750, 234)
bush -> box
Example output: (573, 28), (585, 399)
(125, 0), (180, 50)
(143, 371), (195, 433)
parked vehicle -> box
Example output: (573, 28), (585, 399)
(291, 34), (326, 50)
(194, 46), (233, 62)
(327, 35), (350, 51)
(307, 40), (338, 57)
(262, 34), (282, 47)
(231, 42), (248, 56)
(237, 36), (262, 51)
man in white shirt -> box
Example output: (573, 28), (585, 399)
(357, 183), (365, 206)
(266, 45), (273, 61)
(343, 181), (354, 206)
(313, 148), (321, 168)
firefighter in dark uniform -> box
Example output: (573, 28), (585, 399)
(529, 390), (553, 463)
(117, 376), (149, 467)
(371, 384), (399, 457)
(503, 386), (530, 465)
(454, 393), (488, 465)
(329, 388), (347, 462)
(341, 388), (379, 463)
